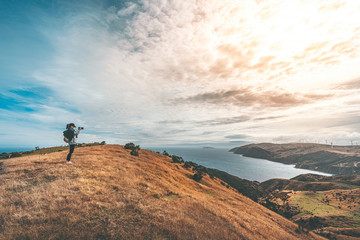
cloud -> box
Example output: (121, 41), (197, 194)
(176, 88), (333, 109)
(335, 78), (360, 90)
(197, 115), (251, 126)
(253, 115), (286, 121)
(228, 140), (249, 146)
(225, 134), (249, 139)
(2, 0), (360, 147)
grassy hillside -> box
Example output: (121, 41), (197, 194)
(230, 143), (360, 174)
(0, 145), (323, 240)
(259, 174), (360, 239)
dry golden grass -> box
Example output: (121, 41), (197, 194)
(0, 145), (325, 240)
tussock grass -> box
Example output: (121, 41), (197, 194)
(0, 145), (324, 239)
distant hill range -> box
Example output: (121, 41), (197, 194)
(230, 143), (360, 175)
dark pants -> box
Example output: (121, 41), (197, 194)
(66, 144), (75, 161)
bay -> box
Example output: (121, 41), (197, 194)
(149, 147), (332, 182)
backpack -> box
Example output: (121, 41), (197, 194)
(63, 128), (74, 143)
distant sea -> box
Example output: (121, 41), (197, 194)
(149, 147), (332, 182)
(0, 147), (34, 154)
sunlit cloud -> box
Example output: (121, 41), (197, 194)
(176, 88), (334, 109)
(1, 0), (360, 147)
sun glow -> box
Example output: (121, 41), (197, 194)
(205, 0), (360, 92)
(2, 0), (360, 147)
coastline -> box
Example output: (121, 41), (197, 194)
(150, 147), (331, 182)
(230, 143), (360, 175)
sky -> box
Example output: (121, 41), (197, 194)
(1, 0), (360, 148)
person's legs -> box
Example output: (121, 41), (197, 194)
(66, 144), (75, 162)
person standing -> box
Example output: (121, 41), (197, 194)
(66, 123), (81, 164)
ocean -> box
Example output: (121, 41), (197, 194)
(0, 147), (34, 154)
(149, 147), (332, 182)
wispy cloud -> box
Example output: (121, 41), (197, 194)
(1, 0), (360, 147)
(335, 78), (360, 90)
(197, 115), (251, 126)
(225, 134), (249, 139)
(176, 88), (333, 109)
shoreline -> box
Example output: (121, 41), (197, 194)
(230, 143), (360, 175)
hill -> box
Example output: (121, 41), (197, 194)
(230, 143), (360, 174)
(261, 174), (360, 193)
(259, 174), (360, 239)
(0, 145), (323, 240)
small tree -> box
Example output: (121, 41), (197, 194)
(183, 162), (193, 169)
(124, 142), (140, 157)
(193, 165), (208, 174)
(130, 149), (139, 156)
(124, 143), (140, 150)
(171, 155), (184, 163)
(192, 171), (204, 182)
(162, 150), (170, 157)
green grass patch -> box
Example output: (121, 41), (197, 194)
(332, 182), (359, 189)
(291, 192), (339, 216)
(344, 209), (360, 227)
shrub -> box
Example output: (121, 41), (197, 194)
(0, 152), (9, 159)
(130, 149), (139, 156)
(100, 141), (106, 145)
(125, 142), (140, 157)
(125, 142), (135, 150)
(192, 172), (204, 182)
(10, 152), (22, 158)
(193, 165), (208, 174)
(171, 155), (184, 163)
(124, 142), (140, 151)
(183, 162), (193, 168)
(162, 150), (170, 157)
(183, 161), (199, 169)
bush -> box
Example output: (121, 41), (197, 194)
(130, 149), (139, 156)
(192, 172), (204, 182)
(162, 150), (170, 157)
(193, 165), (208, 174)
(124, 142), (135, 150)
(125, 142), (140, 157)
(183, 161), (199, 169)
(183, 162), (193, 168)
(124, 142), (140, 151)
(171, 155), (184, 163)
(100, 141), (106, 145)
(0, 152), (9, 159)
(10, 152), (22, 158)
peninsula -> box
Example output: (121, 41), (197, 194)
(230, 143), (360, 175)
